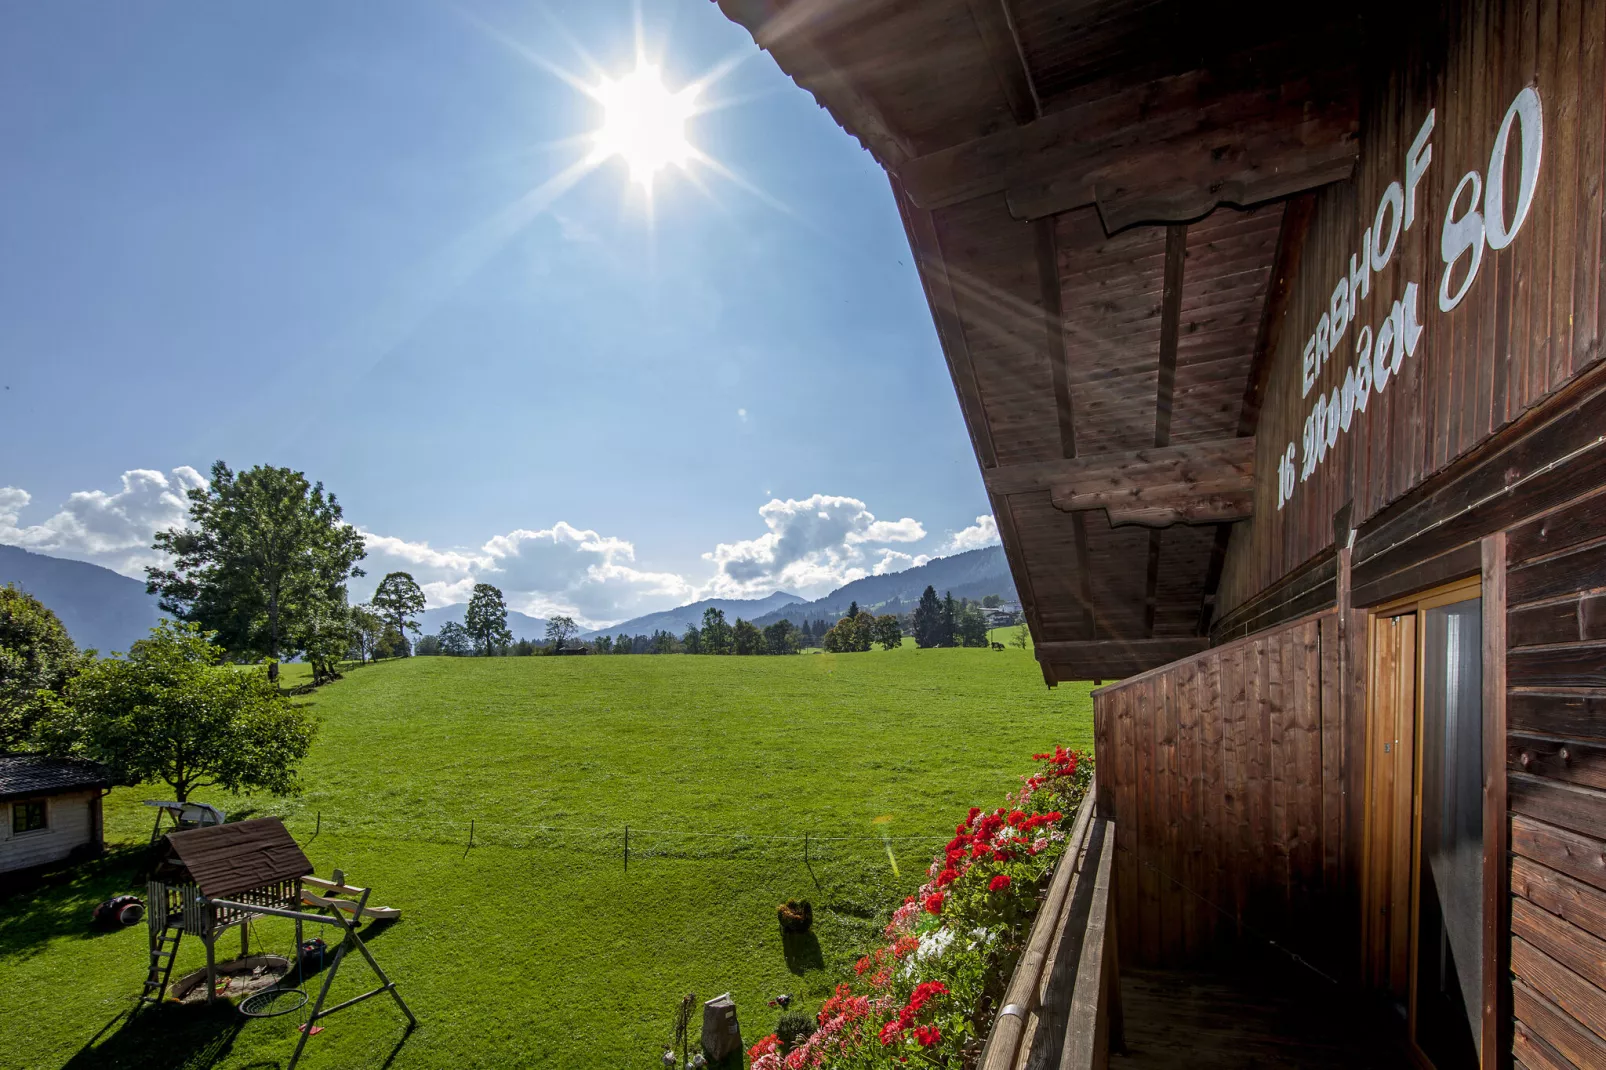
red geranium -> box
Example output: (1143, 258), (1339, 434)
(923, 891), (945, 914)
(989, 874), (1012, 892)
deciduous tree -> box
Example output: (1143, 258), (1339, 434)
(0, 585), (85, 752)
(146, 462), (366, 682)
(701, 607), (732, 655)
(436, 622), (472, 656)
(680, 626), (701, 654)
(732, 618), (762, 655)
(1012, 622), (1030, 650)
(873, 614), (903, 651)
(545, 615), (578, 652)
(40, 621), (314, 803)
(762, 619), (798, 655)
(371, 572), (426, 657)
(464, 584), (512, 655)
(350, 603), (386, 663)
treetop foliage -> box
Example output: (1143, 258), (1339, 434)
(39, 620), (314, 802)
(372, 572), (426, 655)
(464, 583), (512, 656)
(0, 584), (85, 752)
(146, 461), (366, 679)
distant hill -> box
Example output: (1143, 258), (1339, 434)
(418, 603), (550, 641)
(0, 544), (166, 655)
(579, 591), (803, 640)
(752, 545), (1014, 628)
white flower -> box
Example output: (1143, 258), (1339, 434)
(916, 928), (954, 961)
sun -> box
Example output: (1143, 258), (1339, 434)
(589, 62), (699, 188)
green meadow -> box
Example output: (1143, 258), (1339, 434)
(0, 644), (1090, 1070)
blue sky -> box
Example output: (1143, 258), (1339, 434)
(0, 0), (997, 626)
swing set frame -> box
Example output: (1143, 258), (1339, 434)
(208, 883), (416, 1070)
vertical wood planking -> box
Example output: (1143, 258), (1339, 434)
(1092, 610), (1349, 969)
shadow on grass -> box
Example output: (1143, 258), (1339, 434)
(780, 930), (823, 975)
(61, 1002), (246, 1070)
(0, 845), (154, 960)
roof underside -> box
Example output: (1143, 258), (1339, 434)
(715, 0), (1366, 681)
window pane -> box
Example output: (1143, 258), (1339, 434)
(1415, 598), (1483, 1068)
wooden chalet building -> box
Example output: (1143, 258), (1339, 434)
(716, 1), (1606, 1067)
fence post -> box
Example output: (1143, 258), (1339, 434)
(315, 811), (321, 837)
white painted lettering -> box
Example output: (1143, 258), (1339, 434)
(1330, 278), (1350, 347)
(1405, 109), (1435, 230)
(1302, 335), (1318, 397)
(1340, 365), (1358, 430)
(1374, 314), (1396, 392)
(1353, 335), (1373, 410)
(1439, 170), (1485, 311)
(1485, 86), (1543, 250)
(1372, 182), (1404, 271)
(1348, 240), (1371, 318)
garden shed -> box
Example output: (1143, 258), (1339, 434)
(0, 754), (110, 875)
(716, 0), (1606, 1066)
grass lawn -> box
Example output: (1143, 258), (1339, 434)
(1, 644), (1091, 1070)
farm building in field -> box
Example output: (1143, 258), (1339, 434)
(0, 754), (111, 875)
(717, 1), (1606, 1067)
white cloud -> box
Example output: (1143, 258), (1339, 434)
(701, 494), (929, 598)
(357, 521), (695, 629)
(737, 407), (748, 422)
(0, 467), (206, 577)
(940, 514), (1000, 554)
(3, 466), (963, 628)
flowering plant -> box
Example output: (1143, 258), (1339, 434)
(747, 747), (1091, 1069)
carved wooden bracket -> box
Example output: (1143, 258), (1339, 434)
(983, 438), (1256, 528)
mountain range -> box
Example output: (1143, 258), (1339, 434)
(0, 544), (166, 654)
(0, 541), (1016, 653)
(588, 545), (1015, 637)
(751, 545), (1015, 629)
(577, 590), (803, 640)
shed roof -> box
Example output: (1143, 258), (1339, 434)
(0, 754), (111, 801)
(713, 0), (1367, 682)
(164, 817), (313, 899)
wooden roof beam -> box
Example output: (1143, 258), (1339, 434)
(895, 67), (1358, 230)
(1036, 637), (1210, 681)
(964, 0), (1040, 124)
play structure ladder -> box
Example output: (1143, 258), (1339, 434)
(140, 927), (183, 1004)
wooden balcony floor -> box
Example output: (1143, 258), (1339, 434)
(1112, 964), (1412, 1069)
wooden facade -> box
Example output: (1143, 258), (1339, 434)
(715, 0), (1606, 1065)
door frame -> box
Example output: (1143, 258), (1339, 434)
(1361, 563), (1503, 1069)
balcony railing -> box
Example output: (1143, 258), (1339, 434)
(978, 781), (1119, 1070)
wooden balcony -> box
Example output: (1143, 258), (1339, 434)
(984, 783), (1410, 1069)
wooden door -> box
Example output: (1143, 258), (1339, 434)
(1362, 611), (1416, 1005)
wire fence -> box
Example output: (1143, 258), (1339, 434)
(256, 810), (958, 869)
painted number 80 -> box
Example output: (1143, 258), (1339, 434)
(1440, 86), (1544, 313)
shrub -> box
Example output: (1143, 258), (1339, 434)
(776, 899), (813, 933)
(774, 1010), (816, 1053)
